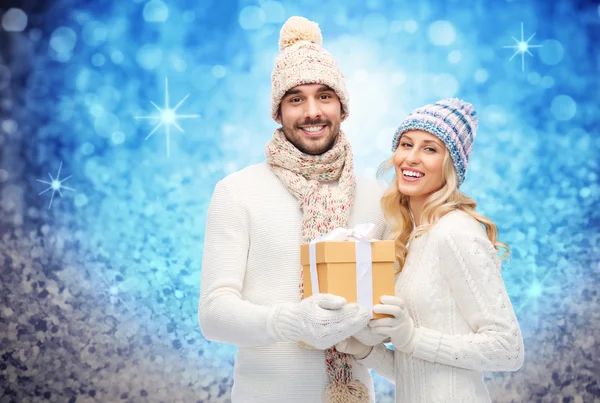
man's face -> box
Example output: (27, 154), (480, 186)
(279, 83), (342, 155)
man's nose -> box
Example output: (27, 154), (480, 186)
(304, 98), (321, 120)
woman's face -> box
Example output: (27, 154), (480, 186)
(394, 130), (447, 201)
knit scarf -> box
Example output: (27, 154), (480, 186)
(265, 128), (370, 403)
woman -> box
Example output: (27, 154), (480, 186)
(338, 98), (524, 402)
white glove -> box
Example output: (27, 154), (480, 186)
(353, 325), (390, 346)
(336, 337), (373, 359)
(273, 294), (370, 350)
(369, 295), (417, 353)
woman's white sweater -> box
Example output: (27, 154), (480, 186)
(359, 210), (524, 403)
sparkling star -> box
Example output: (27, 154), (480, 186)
(527, 281), (544, 298)
(502, 22), (543, 72)
(511, 263), (560, 324)
(37, 161), (75, 209)
(96, 271), (135, 315)
(135, 77), (200, 158)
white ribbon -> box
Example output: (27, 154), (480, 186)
(355, 239), (374, 318)
(308, 223), (377, 318)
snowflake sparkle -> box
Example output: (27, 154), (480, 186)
(37, 161), (75, 209)
(502, 22), (543, 72)
(135, 77), (200, 158)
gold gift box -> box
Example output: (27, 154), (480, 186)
(300, 240), (395, 319)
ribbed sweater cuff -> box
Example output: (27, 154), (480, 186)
(412, 327), (442, 363)
(270, 303), (300, 343)
(435, 334), (458, 363)
(358, 343), (389, 369)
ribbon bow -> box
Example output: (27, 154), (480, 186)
(310, 223), (377, 243)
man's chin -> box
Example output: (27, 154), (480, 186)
(300, 139), (337, 156)
(283, 126), (339, 155)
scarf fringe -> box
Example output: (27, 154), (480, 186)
(324, 380), (370, 403)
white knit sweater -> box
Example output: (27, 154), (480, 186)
(358, 210), (524, 403)
(198, 162), (388, 403)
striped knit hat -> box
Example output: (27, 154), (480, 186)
(271, 16), (349, 123)
(391, 98), (478, 186)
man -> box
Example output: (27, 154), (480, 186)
(199, 16), (387, 403)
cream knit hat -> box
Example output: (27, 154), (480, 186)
(270, 16), (350, 123)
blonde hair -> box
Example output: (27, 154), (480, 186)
(377, 149), (510, 273)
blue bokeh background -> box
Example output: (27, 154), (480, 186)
(0, 0), (598, 402)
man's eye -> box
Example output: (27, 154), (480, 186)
(319, 94), (331, 99)
(290, 97), (301, 103)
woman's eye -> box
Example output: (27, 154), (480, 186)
(425, 147), (437, 152)
(401, 142), (412, 148)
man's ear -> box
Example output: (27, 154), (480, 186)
(276, 106), (282, 123)
(340, 105), (347, 121)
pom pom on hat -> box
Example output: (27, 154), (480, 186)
(436, 98), (479, 131)
(279, 16), (323, 51)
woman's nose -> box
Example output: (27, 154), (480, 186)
(405, 148), (420, 164)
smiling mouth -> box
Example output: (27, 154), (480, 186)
(299, 125), (326, 136)
(402, 169), (425, 181)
